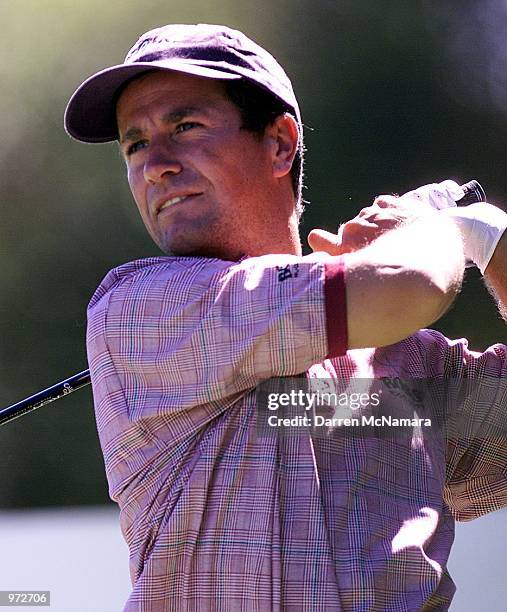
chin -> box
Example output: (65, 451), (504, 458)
(154, 223), (248, 260)
(157, 237), (230, 260)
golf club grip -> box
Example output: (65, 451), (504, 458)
(456, 180), (486, 206)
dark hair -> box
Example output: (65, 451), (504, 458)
(223, 79), (304, 218)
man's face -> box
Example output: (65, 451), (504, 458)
(116, 70), (295, 259)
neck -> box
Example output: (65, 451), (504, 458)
(243, 211), (302, 259)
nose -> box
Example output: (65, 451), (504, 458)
(143, 141), (183, 184)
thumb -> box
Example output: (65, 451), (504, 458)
(307, 229), (345, 255)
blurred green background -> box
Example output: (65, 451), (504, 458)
(1, 0), (506, 508)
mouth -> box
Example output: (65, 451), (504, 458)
(157, 193), (202, 214)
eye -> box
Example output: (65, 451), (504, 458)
(174, 121), (200, 134)
(126, 140), (148, 157)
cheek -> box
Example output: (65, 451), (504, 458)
(127, 168), (146, 211)
(210, 137), (269, 193)
(217, 160), (267, 207)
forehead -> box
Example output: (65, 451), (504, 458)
(116, 70), (230, 123)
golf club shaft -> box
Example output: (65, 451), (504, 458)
(0, 369), (90, 426)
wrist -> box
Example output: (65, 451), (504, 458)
(441, 203), (507, 274)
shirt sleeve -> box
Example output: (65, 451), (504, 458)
(419, 330), (507, 520)
(86, 254), (347, 423)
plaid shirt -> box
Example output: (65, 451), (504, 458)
(87, 254), (507, 611)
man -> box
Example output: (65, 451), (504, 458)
(64, 24), (507, 611)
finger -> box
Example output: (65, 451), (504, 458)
(340, 221), (381, 244)
(358, 205), (379, 217)
(372, 194), (400, 208)
(307, 229), (345, 255)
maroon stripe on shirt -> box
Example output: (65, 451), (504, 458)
(324, 258), (348, 357)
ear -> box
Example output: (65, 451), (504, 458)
(267, 114), (299, 179)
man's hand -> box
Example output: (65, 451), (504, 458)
(308, 194), (434, 255)
(308, 180), (467, 255)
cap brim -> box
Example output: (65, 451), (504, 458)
(64, 60), (242, 143)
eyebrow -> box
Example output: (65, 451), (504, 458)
(119, 106), (205, 145)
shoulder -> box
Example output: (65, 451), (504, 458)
(87, 256), (231, 309)
(88, 252), (334, 309)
